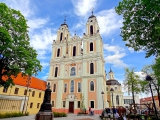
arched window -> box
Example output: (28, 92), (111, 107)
(64, 84), (67, 93)
(90, 25), (93, 35)
(115, 87), (117, 91)
(106, 87), (108, 91)
(54, 67), (58, 77)
(70, 80), (74, 92)
(53, 84), (56, 92)
(90, 42), (93, 51)
(90, 63), (94, 74)
(60, 33), (63, 41)
(57, 48), (60, 57)
(73, 46), (76, 56)
(70, 67), (76, 76)
(116, 95), (119, 105)
(90, 81), (94, 91)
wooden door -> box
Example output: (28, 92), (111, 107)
(69, 102), (74, 113)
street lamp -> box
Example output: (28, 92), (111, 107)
(101, 91), (104, 110)
(110, 88), (114, 119)
(145, 75), (158, 120)
(22, 76), (32, 114)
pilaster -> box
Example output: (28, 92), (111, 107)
(81, 78), (88, 108)
(56, 80), (63, 108)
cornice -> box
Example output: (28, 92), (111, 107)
(47, 74), (105, 81)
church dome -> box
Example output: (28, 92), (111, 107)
(88, 14), (96, 19)
(106, 79), (121, 86)
(61, 23), (68, 27)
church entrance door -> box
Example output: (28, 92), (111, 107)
(69, 102), (74, 113)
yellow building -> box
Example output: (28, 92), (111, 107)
(0, 73), (46, 114)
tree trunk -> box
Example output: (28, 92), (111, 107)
(132, 81), (136, 115)
(157, 88), (160, 107)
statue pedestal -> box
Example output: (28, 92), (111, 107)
(35, 112), (53, 120)
(35, 83), (53, 120)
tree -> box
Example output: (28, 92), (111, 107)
(115, 0), (160, 57)
(142, 59), (160, 107)
(123, 68), (143, 113)
(0, 3), (42, 87)
(80, 93), (85, 113)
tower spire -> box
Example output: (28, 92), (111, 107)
(64, 15), (66, 23)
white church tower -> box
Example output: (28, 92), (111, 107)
(47, 13), (107, 114)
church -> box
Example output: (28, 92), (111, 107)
(46, 13), (123, 114)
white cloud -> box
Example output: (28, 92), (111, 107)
(97, 9), (122, 35)
(104, 44), (127, 67)
(72, 0), (97, 16)
(2, 0), (33, 18)
(104, 44), (124, 54)
(41, 62), (49, 68)
(111, 38), (114, 43)
(28, 18), (49, 32)
(104, 53), (127, 67)
(41, 73), (49, 80)
(30, 28), (56, 51)
(134, 71), (146, 79)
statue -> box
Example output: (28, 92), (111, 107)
(35, 82), (53, 120)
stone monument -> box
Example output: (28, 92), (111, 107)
(35, 83), (53, 120)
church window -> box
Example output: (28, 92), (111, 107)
(78, 82), (81, 92)
(90, 25), (93, 35)
(52, 101), (54, 107)
(60, 33), (63, 41)
(53, 84), (56, 92)
(90, 101), (94, 108)
(70, 80), (74, 92)
(57, 48), (60, 57)
(54, 67), (58, 77)
(73, 46), (76, 56)
(63, 101), (65, 107)
(90, 63), (94, 74)
(90, 81), (94, 91)
(90, 42), (93, 51)
(115, 87), (117, 91)
(116, 95), (119, 105)
(70, 67), (76, 76)
(106, 87), (108, 91)
(64, 83), (67, 93)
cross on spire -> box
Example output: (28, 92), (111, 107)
(90, 7), (94, 15)
(75, 31), (76, 35)
(64, 15), (67, 23)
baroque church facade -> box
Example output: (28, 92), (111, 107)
(47, 13), (123, 114)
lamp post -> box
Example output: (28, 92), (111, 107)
(110, 88), (114, 119)
(25, 89), (32, 114)
(22, 76), (32, 114)
(145, 75), (158, 120)
(101, 91), (104, 110)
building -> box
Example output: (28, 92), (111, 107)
(47, 13), (107, 114)
(123, 95), (140, 108)
(0, 73), (46, 114)
(140, 96), (160, 110)
(47, 13), (124, 114)
(106, 68), (124, 107)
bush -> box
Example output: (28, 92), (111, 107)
(53, 112), (67, 117)
(0, 112), (27, 119)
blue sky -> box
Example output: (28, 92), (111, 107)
(1, 0), (155, 96)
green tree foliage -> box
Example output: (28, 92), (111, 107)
(124, 68), (143, 112)
(0, 3), (42, 87)
(80, 93), (85, 113)
(115, 0), (160, 57)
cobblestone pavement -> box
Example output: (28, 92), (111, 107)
(0, 114), (102, 120)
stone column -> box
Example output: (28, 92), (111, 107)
(56, 80), (63, 108)
(96, 77), (104, 109)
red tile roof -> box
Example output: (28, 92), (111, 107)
(140, 96), (158, 102)
(3, 73), (47, 91)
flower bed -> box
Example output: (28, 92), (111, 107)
(0, 112), (29, 119)
(53, 112), (67, 117)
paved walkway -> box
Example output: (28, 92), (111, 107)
(0, 114), (101, 120)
